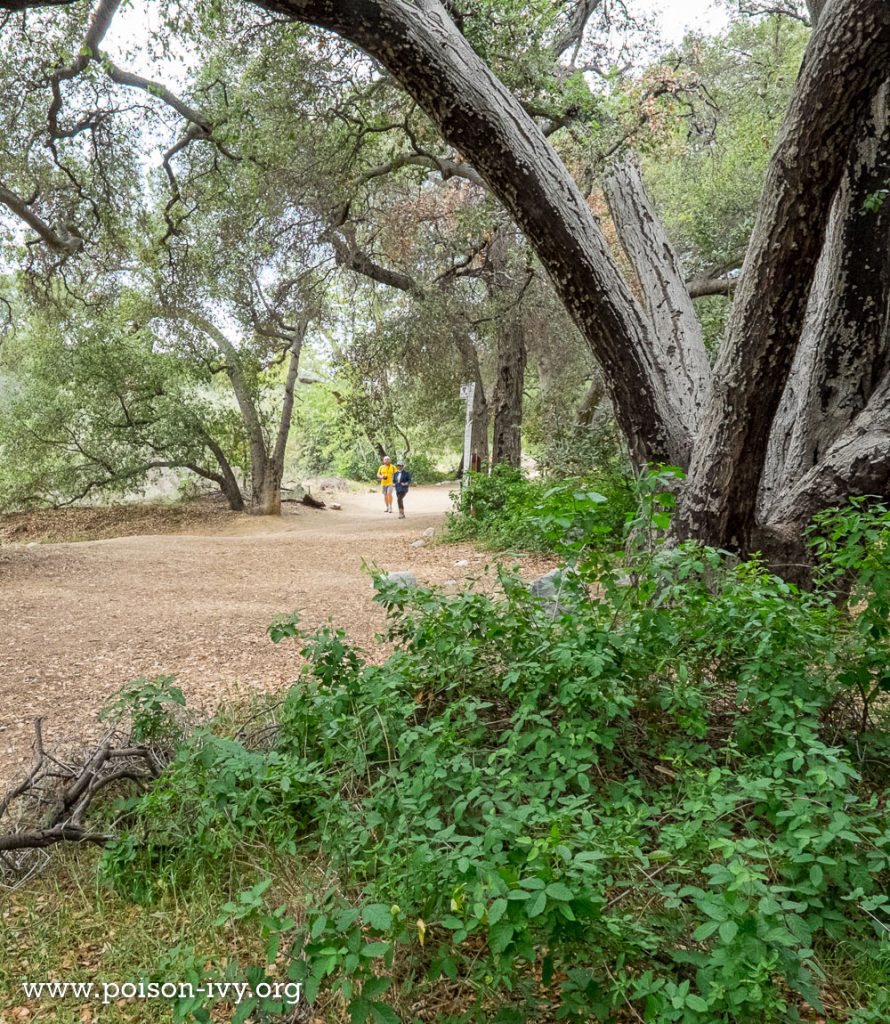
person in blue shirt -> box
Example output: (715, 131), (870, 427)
(394, 461), (412, 519)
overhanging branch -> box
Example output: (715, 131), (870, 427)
(0, 182), (83, 254)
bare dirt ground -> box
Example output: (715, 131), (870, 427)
(0, 486), (554, 787)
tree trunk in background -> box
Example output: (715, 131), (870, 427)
(456, 333), (490, 463)
(163, 307), (310, 516)
(252, 320), (308, 516)
(204, 437), (246, 511)
(491, 317), (526, 467)
(252, 460), (283, 515)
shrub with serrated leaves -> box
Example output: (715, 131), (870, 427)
(103, 500), (890, 1023)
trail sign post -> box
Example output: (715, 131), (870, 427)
(459, 382), (475, 489)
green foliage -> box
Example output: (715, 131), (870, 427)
(99, 675), (186, 745)
(404, 453), (451, 484)
(644, 16), (810, 281)
(445, 464), (634, 553)
(863, 188), (889, 213)
(100, 497), (890, 1023)
(0, 297), (252, 511)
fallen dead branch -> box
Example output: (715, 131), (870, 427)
(0, 718), (168, 886)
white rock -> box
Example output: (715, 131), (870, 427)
(330, 502), (342, 510)
(26, 542), (38, 548)
(422, 527), (435, 537)
(410, 539), (426, 548)
(377, 571), (417, 588)
(454, 559), (469, 566)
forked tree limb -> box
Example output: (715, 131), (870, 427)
(604, 153), (711, 434)
(0, 183), (83, 254)
(675, 0), (890, 547)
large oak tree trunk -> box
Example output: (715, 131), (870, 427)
(674, 2), (890, 548)
(759, 83), (890, 522)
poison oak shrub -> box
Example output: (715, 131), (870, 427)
(445, 464), (634, 552)
(101, 497), (890, 1023)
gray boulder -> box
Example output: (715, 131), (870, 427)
(527, 567), (581, 617)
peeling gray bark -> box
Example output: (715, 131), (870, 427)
(759, 84), (890, 521)
(769, 369), (890, 526)
(604, 154), (711, 436)
(576, 377), (606, 427)
(675, 0), (890, 548)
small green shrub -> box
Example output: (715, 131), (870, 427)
(100, 499), (890, 1023)
(98, 675), (186, 744)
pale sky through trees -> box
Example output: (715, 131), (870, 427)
(647, 0), (729, 40)
(102, 0), (731, 75)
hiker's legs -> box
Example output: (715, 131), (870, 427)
(397, 492), (405, 518)
(383, 485), (394, 511)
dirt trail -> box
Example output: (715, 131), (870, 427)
(2, 485), (541, 786)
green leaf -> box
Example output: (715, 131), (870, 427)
(527, 890), (547, 918)
(489, 921), (514, 954)
(363, 904), (393, 931)
(545, 882), (573, 902)
(349, 995), (371, 1024)
(232, 998), (258, 1024)
(488, 898), (508, 925)
(370, 1003), (400, 1024)
(692, 921), (719, 942)
(718, 920), (738, 944)
(360, 942), (391, 958)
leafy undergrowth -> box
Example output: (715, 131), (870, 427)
(444, 465), (635, 553)
(4, 499), (890, 1023)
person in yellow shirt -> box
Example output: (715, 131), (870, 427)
(376, 456), (396, 513)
